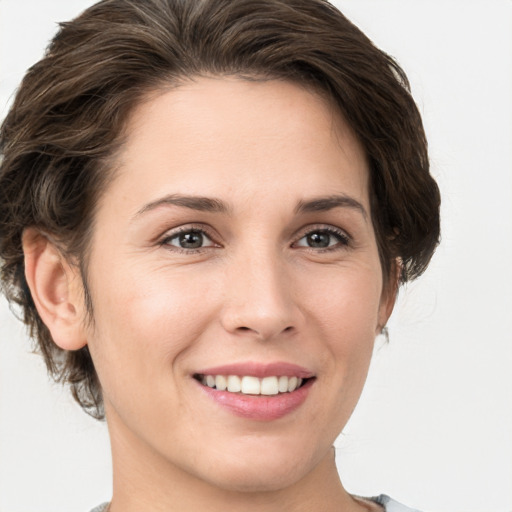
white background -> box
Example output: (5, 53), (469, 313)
(0, 1), (511, 511)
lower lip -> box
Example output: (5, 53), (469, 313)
(197, 379), (314, 421)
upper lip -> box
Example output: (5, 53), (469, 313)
(195, 361), (315, 379)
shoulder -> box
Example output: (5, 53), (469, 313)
(372, 494), (423, 512)
(89, 504), (109, 512)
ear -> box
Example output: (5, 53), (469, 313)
(376, 258), (401, 335)
(22, 228), (87, 350)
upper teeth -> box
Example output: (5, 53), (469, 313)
(200, 375), (303, 395)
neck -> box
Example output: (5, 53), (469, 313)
(106, 417), (369, 512)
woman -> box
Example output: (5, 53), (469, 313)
(0, 1), (440, 511)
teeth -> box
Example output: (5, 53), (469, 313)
(241, 376), (260, 394)
(287, 376), (298, 392)
(199, 374), (305, 395)
(227, 375), (241, 392)
(278, 375), (289, 393)
(260, 376), (279, 395)
(215, 375), (227, 391)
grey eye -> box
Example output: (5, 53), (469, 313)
(305, 231), (331, 248)
(295, 229), (349, 249)
(167, 230), (214, 249)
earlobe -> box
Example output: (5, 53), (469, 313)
(22, 228), (87, 351)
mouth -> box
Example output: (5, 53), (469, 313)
(192, 362), (315, 421)
(193, 373), (311, 395)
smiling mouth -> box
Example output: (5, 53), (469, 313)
(193, 374), (311, 396)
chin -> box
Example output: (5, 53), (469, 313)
(205, 464), (306, 494)
(193, 441), (322, 494)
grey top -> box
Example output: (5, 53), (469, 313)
(373, 494), (422, 511)
(90, 505), (108, 512)
(90, 494), (421, 511)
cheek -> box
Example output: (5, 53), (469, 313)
(84, 267), (217, 437)
(299, 263), (382, 395)
(289, 266), (383, 440)
(92, 267), (215, 351)
(84, 263), (221, 404)
(299, 262), (383, 338)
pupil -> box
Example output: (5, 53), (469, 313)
(307, 232), (330, 248)
(180, 231), (203, 248)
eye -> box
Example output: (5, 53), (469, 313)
(163, 229), (216, 250)
(294, 228), (349, 250)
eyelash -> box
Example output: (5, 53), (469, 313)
(159, 225), (351, 254)
(293, 226), (351, 252)
(159, 225), (218, 254)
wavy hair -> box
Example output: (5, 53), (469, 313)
(0, 0), (440, 418)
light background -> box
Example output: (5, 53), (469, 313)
(0, 1), (511, 511)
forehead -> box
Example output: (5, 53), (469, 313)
(107, 77), (369, 213)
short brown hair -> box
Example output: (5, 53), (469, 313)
(0, 0), (440, 419)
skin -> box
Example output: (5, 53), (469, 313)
(24, 77), (393, 512)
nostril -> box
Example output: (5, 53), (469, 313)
(235, 325), (294, 336)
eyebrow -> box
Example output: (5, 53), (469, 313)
(294, 194), (368, 219)
(135, 194), (231, 217)
(134, 193), (367, 219)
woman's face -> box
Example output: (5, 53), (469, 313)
(81, 77), (394, 492)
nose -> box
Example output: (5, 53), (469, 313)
(220, 249), (301, 341)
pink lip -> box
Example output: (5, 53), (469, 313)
(196, 378), (314, 421)
(193, 361), (315, 421)
(195, 361), (314, 379)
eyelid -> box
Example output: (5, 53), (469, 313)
(292, 224), (352, 249)
(156, 223), (351, 252)
(158, 223), (221, 250)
